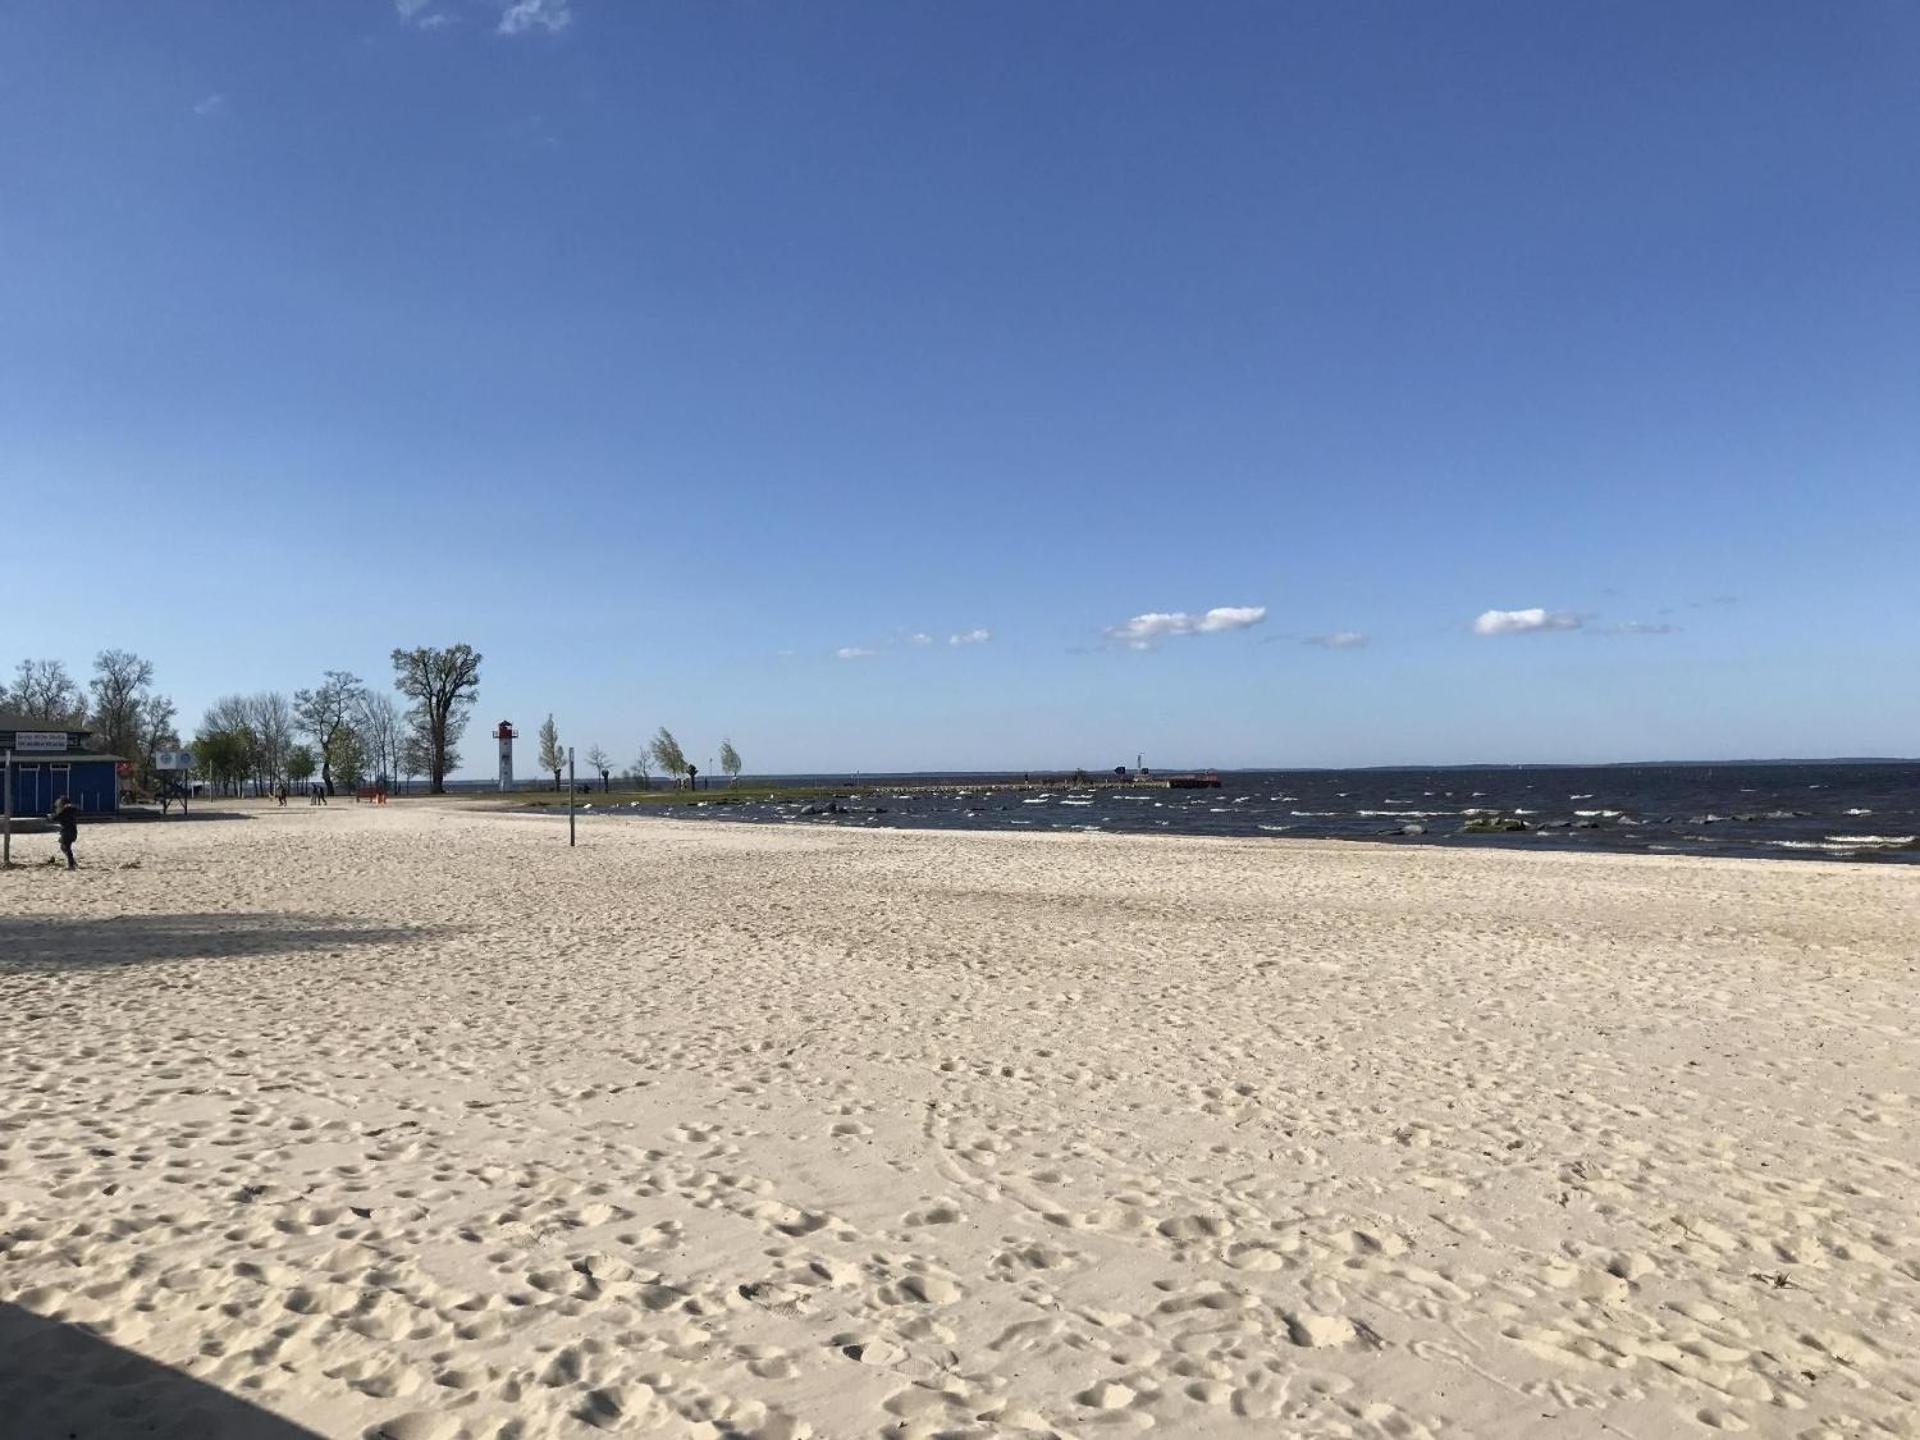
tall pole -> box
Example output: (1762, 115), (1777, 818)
(3, 750), (12, 868)
(567, 746), (576, 848)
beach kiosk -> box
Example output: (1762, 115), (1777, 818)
(0, 712), (122, 816)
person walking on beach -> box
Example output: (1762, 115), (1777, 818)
(51, 796), (79, 870)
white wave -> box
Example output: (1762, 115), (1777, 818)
(1845, 807), (1873, 816)
(1022, 797), (1050, 805)
(1359, 810), (1449, 817)
(1827, 835), (1915, 847)
(1574, 809), (1623, 818)
(1569, 793), (1594, 799)
(1290, 810), (1337, 817)
(1256, 824), (1292, 833)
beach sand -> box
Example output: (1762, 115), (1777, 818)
(1, 803), (1915, 1439)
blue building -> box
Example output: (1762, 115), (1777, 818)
(1, 712), (122, 815)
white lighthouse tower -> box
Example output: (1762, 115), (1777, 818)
(495, 720), (517, 791)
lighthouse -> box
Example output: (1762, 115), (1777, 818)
(495, 721), (517, 791)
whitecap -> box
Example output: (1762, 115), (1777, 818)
(1827, 835), (1915, 847)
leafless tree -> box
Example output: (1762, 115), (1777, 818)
(355, 690), (406, 789)
(585, 745), (612, 792)
(246, 691), (296, 786)
(5, 659), (85, 723)
(89, 650), (155, 764)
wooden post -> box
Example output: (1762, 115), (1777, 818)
(3, 749), (12, 868)
(568, 746), (576, 848)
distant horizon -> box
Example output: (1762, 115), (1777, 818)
(6, 2), (1917, 766)
(471, 754), (1920, 784)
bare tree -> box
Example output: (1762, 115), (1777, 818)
(585, 744), (612, 792)
(355, 690), (405, 789)
(140, 692), (179, 790)
(390, 644), (481, 795)
(89, 649), (154, 762)
(294, 671), (366, 796)
(246, 691), (296, 787)
(648, 727), (691, 789)
(626, 747), (652, 790)
(538, 714), (564, 790)
(719, 738), (742, 785)
(6, 659), (85, 723)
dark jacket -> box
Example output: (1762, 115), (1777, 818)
(54, 804), (78, 840)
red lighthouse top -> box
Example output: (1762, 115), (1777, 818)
(494, 721), (516, 740)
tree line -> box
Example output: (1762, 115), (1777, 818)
(4, 645), (481, 796)
(532, 717), (743, 791)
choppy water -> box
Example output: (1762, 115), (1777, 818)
(590, 762), (1920, 864)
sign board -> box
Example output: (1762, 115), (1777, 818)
(153, 750), (196, 772)
(14, 731), (68, 752)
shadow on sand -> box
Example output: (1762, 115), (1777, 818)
(0, 912), (448, 972)
(0, 1302), (325, 1438)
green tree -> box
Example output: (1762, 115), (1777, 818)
(538, 713), (564, 790)
(648, 727), (689, 789)
(294, 670), (366, 795)
(332, 727), (369, 791)
(194, 727), (253, 797)
(719, 739), (742, 785)
(390, 644), (481, 795)
(287, 745), (317, 784)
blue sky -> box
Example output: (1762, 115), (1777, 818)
(5, 0), (1917, 772)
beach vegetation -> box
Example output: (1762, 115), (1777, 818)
(294, 671), (367, 795)
(649, 727), (691, 788)
(390, 643), (481, 795)
(538, 714), (564, 789)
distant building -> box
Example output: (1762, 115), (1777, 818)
(0, 713), (122, 815)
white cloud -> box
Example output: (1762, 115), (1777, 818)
(909, 633), (933, 646)
(1472, 607), (1582, 636)
(835, 646), (875, 661)
(1107, 605), (1267, 650)
(949, 628), (991, 646)
(191, 93), (226, 118)
(1305, 631), (1369, 649)
(498, 0), (571, 34)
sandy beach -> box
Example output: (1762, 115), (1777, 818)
(2, 803), (1916, 1439)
